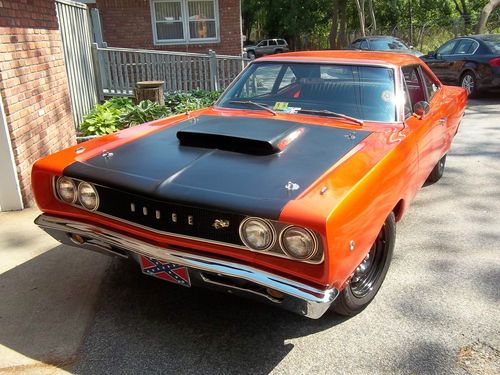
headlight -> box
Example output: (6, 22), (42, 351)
(78, 181), (99, 211)
(56, 177), (77, 203)
(280, 226), (317, 260)
(239, 217), (275, 251)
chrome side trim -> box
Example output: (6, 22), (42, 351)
(35, 214), (337, 319)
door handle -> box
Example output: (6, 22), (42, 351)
(438, 117), (448, 125)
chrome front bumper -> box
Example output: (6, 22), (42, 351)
(35, 214), (337, 319)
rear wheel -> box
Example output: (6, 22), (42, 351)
(332, 212), (395, 316)
(247, 51), (256, 60)
(426, 154), (446, 184)
(460, 71), (478, 98)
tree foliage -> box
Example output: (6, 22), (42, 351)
(242, 0), (500, 50)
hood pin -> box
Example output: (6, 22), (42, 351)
(320, 186), (328, 195)
(285, 181), (300, 192)
(102, 151), (114, 159)
(345, 131), (356, 140)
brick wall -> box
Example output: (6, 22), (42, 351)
(95, 0), (242, 56)
(0, 0), (76, 206)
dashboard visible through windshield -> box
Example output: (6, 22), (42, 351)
(217, 62), (397, 122)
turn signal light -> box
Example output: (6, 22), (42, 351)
(489, 57), (500, 67)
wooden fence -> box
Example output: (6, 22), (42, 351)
(93, 45), (250, 98)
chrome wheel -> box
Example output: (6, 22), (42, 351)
(461, 73), (475, 96)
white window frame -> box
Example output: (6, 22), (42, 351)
(150, 0), (220, 45)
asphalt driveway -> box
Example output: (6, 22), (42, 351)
(0, 96), (499, 375)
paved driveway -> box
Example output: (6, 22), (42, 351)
(0, 96), (499, 375)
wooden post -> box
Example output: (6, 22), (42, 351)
(134, 81), (165, 105)
(208, 50), (218, 92)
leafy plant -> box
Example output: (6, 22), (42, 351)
(164, 90), (221, 113)
(80, 97), (133, 136)
(120, 100), (172, 126)
(80, 90), (220, 136)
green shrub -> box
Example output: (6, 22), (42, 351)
(120, 100), (172, 126)
(164, 90), (221, 113)
(79, 90), (220, 136)
(80, 97), (133, 136)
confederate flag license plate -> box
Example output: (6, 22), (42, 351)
(140, 256), (191, 287)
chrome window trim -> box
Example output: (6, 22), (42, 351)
(450, 38), (480, 56)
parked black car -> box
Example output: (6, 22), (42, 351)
(348, 36), (424, 57)
(244, 39), (289, 59)
(421, 34), (500, 97)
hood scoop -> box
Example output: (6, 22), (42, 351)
(177, 116), (304, 155)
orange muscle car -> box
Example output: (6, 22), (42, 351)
(32, 51), (467, 319)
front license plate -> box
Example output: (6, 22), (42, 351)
(140, 256), (191, 287)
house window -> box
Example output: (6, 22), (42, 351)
(150, 0), (219, 44)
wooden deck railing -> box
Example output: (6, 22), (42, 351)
(93, 45), (250, 97)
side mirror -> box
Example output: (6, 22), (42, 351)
(427, 50), (436, 58)
(413, 101), (430, 119)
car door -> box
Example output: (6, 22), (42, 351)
(255, 40), (268, 56)
(402, 65), (445, 184)
(424, 39), (459, 83)
(268, 39), (278, 54)
(444, 38), (480, 85)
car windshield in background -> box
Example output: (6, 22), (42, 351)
(218, 62), (396, 122)
(481, 35), (500, 53)
(370, 38), (409, 51)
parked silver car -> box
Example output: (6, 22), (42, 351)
(348, 36), (424, 57)
(244, 39), (289, 59)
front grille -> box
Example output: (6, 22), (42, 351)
(95, 185), (245, 246)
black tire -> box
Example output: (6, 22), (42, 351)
(426, 154), (446, 184)
(275, 49), (283, 54)
(247, 50), (256, 60)
(332, 212), (395, 317)
(460, 70), (478, 98)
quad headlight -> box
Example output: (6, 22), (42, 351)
(280, 226), (318, 260)
(55, 177), (99, 211)
(239, 217), (320, 262)
(239, 217), (275, 251)
(56, 177), (77, 203)
(78, 181), (99, 211)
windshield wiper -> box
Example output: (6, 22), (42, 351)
(228, 100), (277, 116)
(297, 109), (364, 126)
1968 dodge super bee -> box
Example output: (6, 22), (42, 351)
(32, 51), (466, 319)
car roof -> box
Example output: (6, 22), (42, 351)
(258, 50), (422, 67)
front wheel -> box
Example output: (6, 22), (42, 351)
(331, 212), (395, 316)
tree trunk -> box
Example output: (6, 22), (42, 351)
(476, 0), (500, 33)
(338, 0), (348, 47)
(354, 0), (366, 37)
(368, 0), (376, 34)
(330, 0), (339, 49)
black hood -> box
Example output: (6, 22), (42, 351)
(64, 116), (371, 219)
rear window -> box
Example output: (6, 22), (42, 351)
(369, 38), (409, 51)
(481, 35), (500, 53)
(277, 39), (286, 45)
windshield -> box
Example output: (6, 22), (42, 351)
(481, 35), (500, 53)
(370, 38), (410, 51)
(218, 62), (397, 122)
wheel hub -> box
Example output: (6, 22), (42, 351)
(461, 75), (474, 95)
